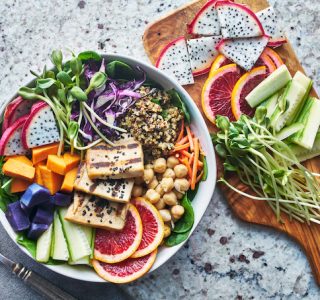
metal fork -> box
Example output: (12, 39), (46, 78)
(0, 252), (77, 300)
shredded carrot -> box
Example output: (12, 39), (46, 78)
(196, 170), (204, 183)
(191, 138), (199, 190)
(173, 143), (190, 152)
(175, 136), (188, 146)
(189, 153), (194, 165)
(179, 150), (203, 167)
(186, 126), (194, 151)
(176, 119), (185, 143)
(179, 157), (192, 178)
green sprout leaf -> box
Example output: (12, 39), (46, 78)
(86, 71), (107, 94)
(57, 71), (73, 86)
(78, 51), (102, 61)
(70, 86), (88, 102)
(18, 87), (39, 100)
(106, 60), (135, 80)
(50, 50), (63, 72)
(37, 78), (56, 89)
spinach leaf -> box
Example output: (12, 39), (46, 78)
(78, 51), (102, 61)
(161, 109), (169, 119)
(16, 233), (37, 258)
(106, 61), (135, 80)
(173, 194), (194, 234)
(151, 98), (161, 105)
(187, 182), (199, 202)
(167, 89), (191, 124)
(165, 229), (191, 247)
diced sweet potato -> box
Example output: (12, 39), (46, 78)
(63, 153), (81, 172)
(35, 161), (46, 186)
(5, 155), (33, 166)
(10, 178), (31, 193)
(61, 168), (78, 193)
(3, 159), (35, 182)
(47, 155), (66, 175)
(39, 165), (64, 195)
(32, 142), (59, 165)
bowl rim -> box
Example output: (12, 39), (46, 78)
(0, 52), (217, 282)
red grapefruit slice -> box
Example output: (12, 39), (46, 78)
(93, 249), (157, 283)
(231, 66), (268, 120)
(94, 204), (142, 263)
(209, 54), (232, 75)
(131, 198), (164, 258)
(263, 47), (284, 68)
(202, 64), (242, 123)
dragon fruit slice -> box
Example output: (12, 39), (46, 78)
(2, 97), (33, 133)
(216, 1), (265, 38)
(187, 0), (221, 36)
(256, 7), (287, 48)
(187, 36), (222, 76)
(216, 36), (269, 71)
(156, 36), (194, 86)
(22, 101), (60, 149)
(0, 116), (29, 156)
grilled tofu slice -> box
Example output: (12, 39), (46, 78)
(74, 163), (134, 203)
(86, 139), (144, 180)
(65, 192), (128, 230)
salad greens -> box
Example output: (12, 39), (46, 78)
(172, 195), (194, 234)
(167, 89), (191, 124)
(212, 108), (320, 224)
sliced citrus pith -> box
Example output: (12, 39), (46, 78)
(231, 66), (268, 120)
(263, 47), (284, 68)
(209, 54), (232, 76)
(202, 64), (242, 123)
(131, 197), (164, 258)
(94, 204), (143, 264)
(92, 249), (157, 284)
(255, 52), (277, 74)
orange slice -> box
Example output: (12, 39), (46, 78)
(209, 54), (232, 76)
(263, 47), (284, 68)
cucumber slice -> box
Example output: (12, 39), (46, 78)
(36, 224), (53, 263)
(290, 132), (320, 162)
(260, 92), (279, 119)
(292, 97), (320, 149)
(246, 65), (292, 108)
(52, 211), (69, 261)
(58, 208), (91, 261)
(274, 80), (307, 132)
(68, 226), (93, 265)
(275, 123), (304, 141)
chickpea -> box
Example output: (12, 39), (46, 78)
(171, 205), (185, 220)
(154, 197), (166, 210)
(145, 164), (153, 169)
(132, 185), (143, 197)
(174, 178), (190, 193)
(173, 189), (184, 200)
(163, 191), (178, 206)
(146, 189), (161, 204)
(154, 158), (167, 173)
(160, 177), (174, 192)
(163, 168), (176, 179)
(174, 164), (188, 178)
(155, 184), (165, 196)
(167, 156), (179, 169)
(159, 209), (171, 222)
(134, 177), (144, 185)
(148, 177), (159, 189)
(144, 169), (154, 184)
(163, 224), (171, 238)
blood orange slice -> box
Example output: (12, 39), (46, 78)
(131, 197), (164, 258)
(263, 47), (284, 68)
(231, 66), (268, 120)
(94, 204), (142, 263)
(202, 64), (242, 123)
(209, 54), (232, 75)
(93, 249), (157, 283)
(255, 52), (277, 74)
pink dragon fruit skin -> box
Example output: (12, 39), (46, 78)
(2, 96), (33, 133)
(22, 101), (60, 149)
(0, 115), (29, 156)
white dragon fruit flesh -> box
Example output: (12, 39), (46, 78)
(256, 7), (287, 48)
(216, 1), (265, 38)
(187, 36), (222, 76)
(187, 0), (221, 36)
(216, 36), (269, 71)
(156, 36), (194, 86)
(22, 101), (60, 148)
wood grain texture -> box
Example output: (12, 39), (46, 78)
(143, 0), (320, 285)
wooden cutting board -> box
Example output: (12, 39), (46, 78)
(143, 0), (320, 285)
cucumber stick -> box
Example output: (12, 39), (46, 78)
(52, 211), (69, 261)
(292, 97), (320, 149)
(290, 132), (320, 162)
(260, 92), (279, 118)
(275, 123), (304, 141)
(36, 224), (53, 263)
(58, 208), (91, 261)
(246, 65), (292, 108)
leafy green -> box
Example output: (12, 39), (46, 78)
(151, 98), (161, 105)
(167, 89), (191, 124)
(201, 156), (208, 181)
(187, 182), (199, 202)
(17, 233), (37, 257)
(165, 230), (191, 247)
(173, 194), (194, 234)
(78, 51), (102, 61)
(106, 61), (135, 80)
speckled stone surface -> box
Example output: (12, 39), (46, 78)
(0, 0), (320, 299)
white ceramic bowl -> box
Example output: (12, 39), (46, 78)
(0, 54), (216, 282)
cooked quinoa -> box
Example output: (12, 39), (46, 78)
(120, 87), (183, 160)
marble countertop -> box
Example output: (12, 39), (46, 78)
(0, 0), (320, 299)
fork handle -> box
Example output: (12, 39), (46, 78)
(13, 263), (77, 300)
